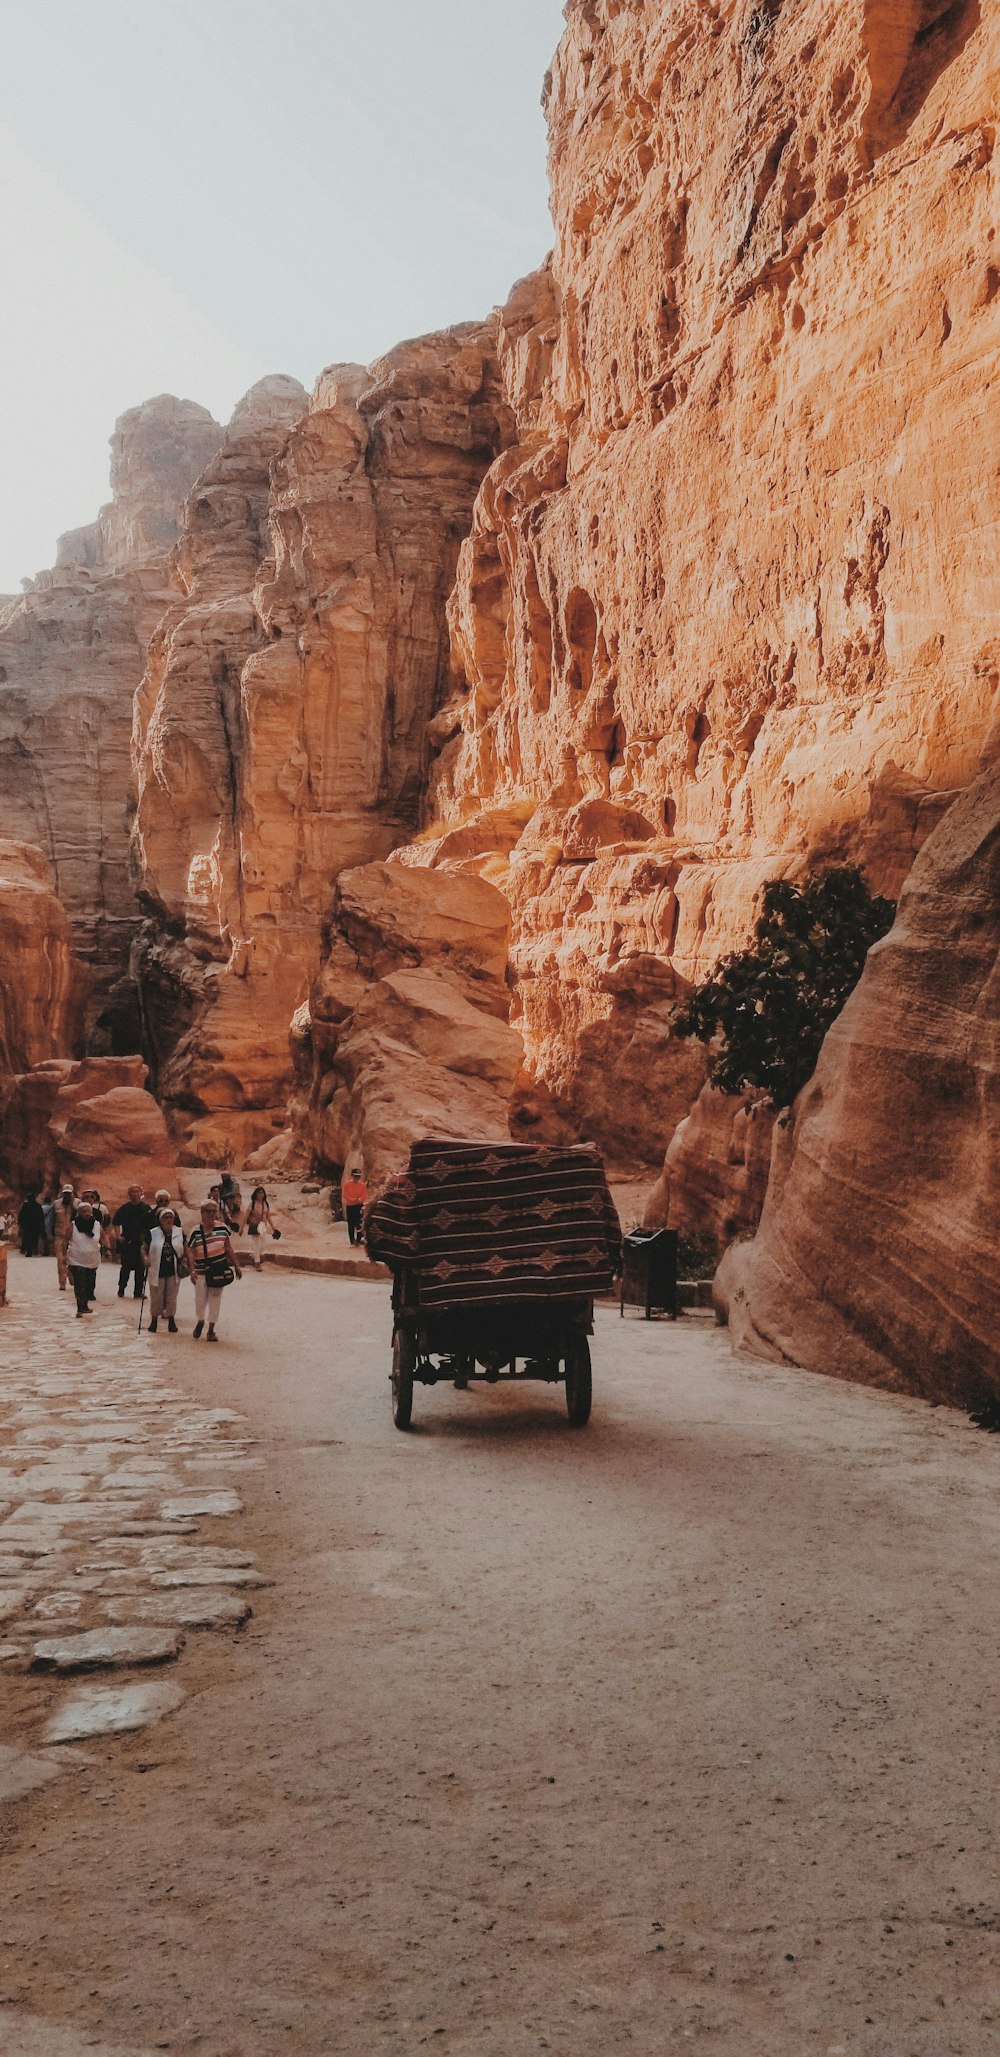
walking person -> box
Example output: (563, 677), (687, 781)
(142, 1208), (187, 1335)
(219, 1172), (243, 1236)
(53, 1185), (76, 1290)
(187, 1199), (242, 1342)
(17, 1192), (45, 1257)
(244, 1185), (274, 1269)
(40, 1193), (56, 1254)
(66, 1201), (102, 1317)
(112, 1185), (152, 1299)
(342, 1166), (368, 1246)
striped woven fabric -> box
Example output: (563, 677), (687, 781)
(364, 1139), (622, 1309)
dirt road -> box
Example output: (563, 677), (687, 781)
(2, 1260), (998, 2056)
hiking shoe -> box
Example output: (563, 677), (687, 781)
(148, 1318), (158, 1333)
(167, 1318), (178, 1333)
(117, 1289), (125, 1299)
(206, 1327), (218, 1342)
(192, 1320), (204, 1339)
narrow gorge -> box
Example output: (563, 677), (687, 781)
(0, 0), (996, 1403)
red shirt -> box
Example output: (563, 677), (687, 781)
(343, 1179), (368, 1207)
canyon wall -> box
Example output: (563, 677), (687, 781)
(405, 0), (997, 1164)
(0, 397), (223, 1050)
(0, 841), (84, 1078)
(296, 861), (523, 1181)
(132, 329), (513, 1164)
(718, 764), (1000, 1407)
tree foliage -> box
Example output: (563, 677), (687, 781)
(671, 866), (896, 1108)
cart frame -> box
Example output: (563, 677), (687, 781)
(389, 1267), (594, 1429)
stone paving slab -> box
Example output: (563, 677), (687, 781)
(159, 1489), (243, 1519)
(44, 1679), (187, 1744)
(102, 1591), (253, 1630)
(31, 1627), (183, 1672)
(148, 1565), (270, 1588)
(0, 1741), (69, 1801)
(0, 1271), (267, 1749)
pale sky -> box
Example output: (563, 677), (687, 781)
(0, 0), (566, 591)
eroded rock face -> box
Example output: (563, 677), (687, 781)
(132, 335), (512, 1162)
(415, 0), (998, 1160)
(718, 768), (1000, 1407)
(294, 861), (523, 1180)
(0, 397), (223, 1050)
(644, 1087), (776, 1257)
(0, 1053), (178, 1201)
(0, 841), (84, 1077)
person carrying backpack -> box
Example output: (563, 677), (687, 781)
(187, 1199), (242, 1342)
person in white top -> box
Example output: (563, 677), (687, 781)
(66, 1202), (102, 1317)
(143, 1210), (190, 1334)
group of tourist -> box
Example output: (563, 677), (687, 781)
(14, 1175), (281, 1341)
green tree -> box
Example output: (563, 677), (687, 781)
(672, 866), (896, 1108)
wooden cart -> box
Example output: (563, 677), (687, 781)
(365, 1138), (621, 1433)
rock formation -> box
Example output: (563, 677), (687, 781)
(293, 861), (523, 1181)
(0, 397), (223, 1049)
(132, 333), (512, 1163)
(0, 1055), (178, 1202)
(407, 0), (998, 1161)
(0, 840), (84, 1075)
(644, 1087), (776, 1256)
(717, 766), (1000, 1407)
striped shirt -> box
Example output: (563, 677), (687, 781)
(188, 1226), (231, 1276)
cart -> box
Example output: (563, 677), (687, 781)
(365, 1139), (622, 1432)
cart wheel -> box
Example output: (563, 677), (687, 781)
(564, 1335), (592, 1427)
(391, 1326), (415, 1430)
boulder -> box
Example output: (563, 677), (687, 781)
(0, 1055), (178, 1201)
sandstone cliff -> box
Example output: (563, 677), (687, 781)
(132, 332), (512, 1164)
(294, 861), (523, 1181)
(0, 841), (84, 1076)
(0, 396), (223, 1049)
(408, 0), (997, 1163)
(718, 767), (1000, 1407)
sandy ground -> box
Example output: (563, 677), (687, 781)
(1, 1256), (999, 2056)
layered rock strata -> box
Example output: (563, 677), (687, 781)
(132, 333), (512, 1163)
(0, 397), (223, 1049)
(0, 841), (84, 1076)
(293, 860), (523, 1181)
(717, 768), (1000, 1408)
(409, 0), (998, 1161)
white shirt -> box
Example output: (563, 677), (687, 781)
(67, 1220), (102, 1268)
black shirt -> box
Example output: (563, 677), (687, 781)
(113, 1200), (153, 1247)
(157, 1235), (181, 1279)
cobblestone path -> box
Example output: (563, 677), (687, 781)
(0, 1266), (265, 1757)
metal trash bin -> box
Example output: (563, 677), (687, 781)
(619, 1228), (678, 1320)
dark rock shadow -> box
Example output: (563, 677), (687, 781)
(866, 0), (982, 156)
